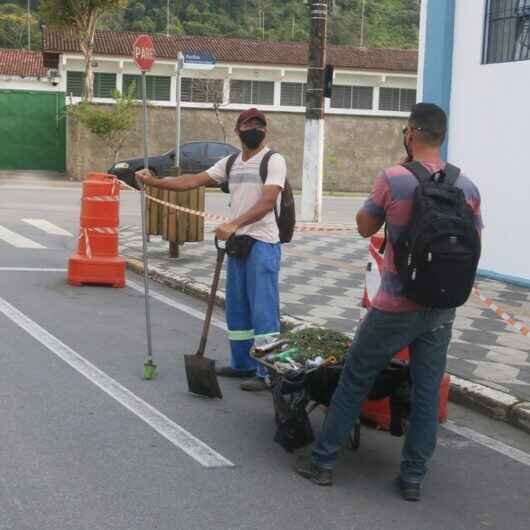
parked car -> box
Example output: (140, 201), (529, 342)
(108, 141), (240, 188)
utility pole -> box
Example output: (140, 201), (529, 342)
(27, 0), (31, 49)
(360, 0), (366, 47)
(166, 0), (170, 36)
(301, 0), (328, 223)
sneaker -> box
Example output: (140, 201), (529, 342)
(293, 455), (333, 486)
(240, 376), (270, 391)
(216, 366), (255, 378)
(395, 476), (421, 502)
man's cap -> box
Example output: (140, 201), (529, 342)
(236, 108), (267, 128)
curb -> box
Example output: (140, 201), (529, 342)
(126, 257), (530, 436)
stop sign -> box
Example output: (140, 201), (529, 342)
(133, 34), (155, 72)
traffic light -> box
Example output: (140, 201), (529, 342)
(324, 64), (334, 98)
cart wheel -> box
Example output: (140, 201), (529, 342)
(349, 421), (361, 451)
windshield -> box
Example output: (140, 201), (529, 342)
(163, 148), (177, 157)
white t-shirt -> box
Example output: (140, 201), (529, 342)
(207, 147), (287, 244)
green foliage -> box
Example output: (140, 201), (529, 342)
(39, 0), (127, 31)
(69, 86), (138, 162)
(0, 3), (41, 49)
(1, 0), (418, 50)
(282, 328), (352, 363)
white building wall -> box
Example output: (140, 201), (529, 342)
(61, 54), (417, 118)
(449, 0), (530, 281)
(0, 77), (58, 92)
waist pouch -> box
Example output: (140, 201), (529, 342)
(226, 235), (256, 259)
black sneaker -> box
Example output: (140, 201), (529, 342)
(216, 366), (256, 378)
(395, 476), (421, 502)
(293, 456), (333, 486)
(240, 376), (269, 392)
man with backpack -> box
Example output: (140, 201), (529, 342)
(136, 108), (294, 392)
(294, 103), (483, 501)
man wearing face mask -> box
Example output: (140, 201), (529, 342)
(136, 108), (286, 391)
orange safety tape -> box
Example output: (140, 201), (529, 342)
(85, 196), (119, 202)
(473, 287), (529, 338)
(78, 227), (119, 259)
(119, 180), (354, 234)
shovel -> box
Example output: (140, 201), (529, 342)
(184, 237), (225, 399)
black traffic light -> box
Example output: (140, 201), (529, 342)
(324, 64), (334, 98)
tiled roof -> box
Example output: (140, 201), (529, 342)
(0, 48), (48, 78)
(43, 28), (417, 73)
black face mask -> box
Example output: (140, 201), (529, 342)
(403, 135), (413, 162)
(239, 128), (265, 149)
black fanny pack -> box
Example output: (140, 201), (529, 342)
(226, 235), (256, 259)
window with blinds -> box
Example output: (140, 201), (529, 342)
(280, 82), (307, 106)
(330, 85), (373, 110)
(123, 74), (171, 101)
(483, 0), (530, 63)
(66, 71), (85, 98)
(230, 80), (274, 105)
(93, 73), (117, 98)
(181, 78), (224, 103)
(379, 88), (416, 112)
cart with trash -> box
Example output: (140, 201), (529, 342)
(251, 327), (412, 453)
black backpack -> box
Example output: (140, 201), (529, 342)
(220, 150), (296, 243)
(391, 161), (481, 309)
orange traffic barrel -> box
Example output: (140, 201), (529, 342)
(68, 173), (125, 288)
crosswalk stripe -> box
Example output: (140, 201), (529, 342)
(22, 219), (73, 237)
(0, 226), (46, 249)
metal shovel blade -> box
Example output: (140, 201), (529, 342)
(184, 354), (223, 399)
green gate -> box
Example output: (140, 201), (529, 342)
(0, 90), (66, 172)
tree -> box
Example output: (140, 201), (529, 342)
(40, 0), (127, 101)
(69, 87), (138, 163)
(0, 3), (40, 49)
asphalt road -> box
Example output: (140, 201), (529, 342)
(0, 178), (529, 530)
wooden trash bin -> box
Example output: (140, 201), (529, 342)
(145, 167), (205, 257)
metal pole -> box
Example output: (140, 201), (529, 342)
(175, 52), (184, 169)
(140, 71), (154, 363)
(27, 0), (31, 50)
(166, 0), (170, 37)
(300, 0), (328, 222)
(360, 0), (366, 47)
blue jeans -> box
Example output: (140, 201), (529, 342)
(312, 307), (455, 483)
(226, 241), (281, 379)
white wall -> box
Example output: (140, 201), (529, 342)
(0, 77), (58, 92)
(449, 0), (530, 281)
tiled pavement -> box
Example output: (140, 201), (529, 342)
(120, 225), (530, 402)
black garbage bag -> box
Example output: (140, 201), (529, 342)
(305, 359), (411, 437)
(272, 371), (315, 452)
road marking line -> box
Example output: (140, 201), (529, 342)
(443, 420), (530, 467)
(0, 296), (234, 468)
(0, 185), (80, 192)
(22, 219), (73, 237)
(0, 267), (67, 272)
(127, 279), (227, 331)
(0, 226), (46, 249)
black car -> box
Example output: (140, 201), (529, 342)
(108, 141), (240, 188)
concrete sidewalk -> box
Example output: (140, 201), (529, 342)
(120, 225), (530, 432)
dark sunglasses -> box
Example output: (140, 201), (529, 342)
(402, 126), (426, 134)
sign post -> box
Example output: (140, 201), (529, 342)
(133, 34), (157, 380)
(174, 51), (216, 169)
(175, 52), (184, 170)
